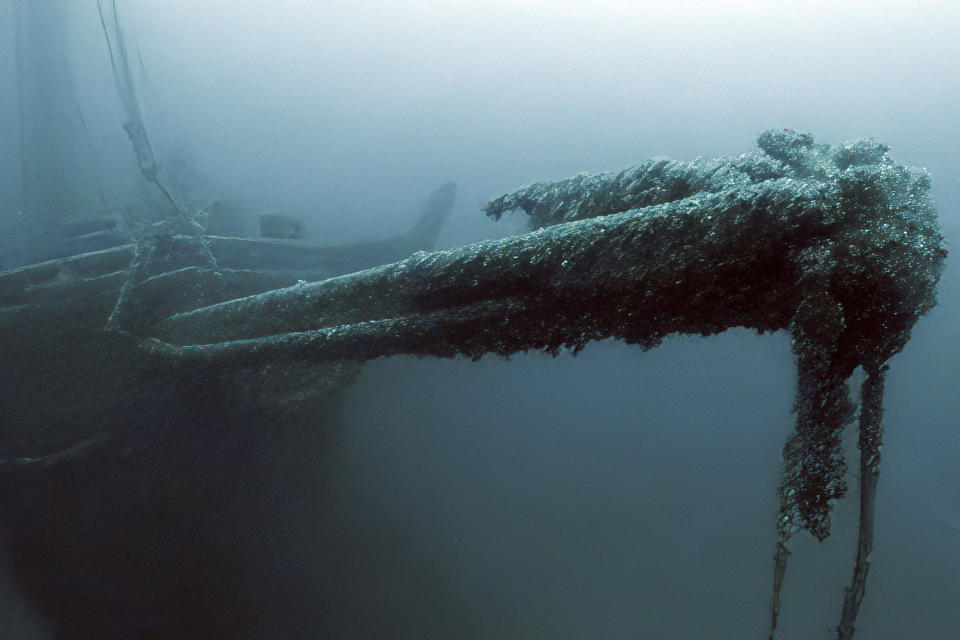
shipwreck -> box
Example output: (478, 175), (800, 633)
(0, 2), (946, 639)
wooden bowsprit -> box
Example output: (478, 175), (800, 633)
(152, 131), (945, 639)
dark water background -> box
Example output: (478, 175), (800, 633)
(1, 2), (957, 638)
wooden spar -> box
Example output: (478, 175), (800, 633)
(148, 132), (942, 639)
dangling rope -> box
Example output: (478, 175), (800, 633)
(768, 532), (792, 639)
(838, 364), (886, 639)
(768, 362), (888, 640)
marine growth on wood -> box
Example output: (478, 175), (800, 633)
(154, 130), (945, 638)
(1, 131), (945, 639)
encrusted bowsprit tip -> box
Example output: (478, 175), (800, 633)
(480, 131), (944, 639)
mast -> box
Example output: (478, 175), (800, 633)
(14, 0), (99, 245)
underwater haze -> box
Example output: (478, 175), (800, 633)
(1, 1), (958, 638)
